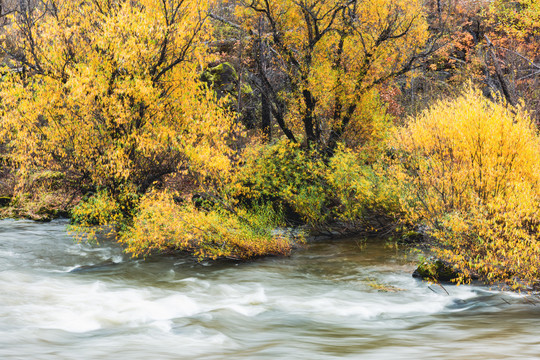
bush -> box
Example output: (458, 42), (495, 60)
(393, 88), (540, 289)
(70, 186), (139, 240)
(118, 139), (402, 260)
(231, 139), (329, 225)
(327, 147), (401, 228)
(120, 191), (292, 260)
(230, 139), (398, 232)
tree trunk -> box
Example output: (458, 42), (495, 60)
(261, 92), (271, 141)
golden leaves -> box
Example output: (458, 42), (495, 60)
(0, 0), (235, 191)
(393, 87), (540, 289)
(120, 190), (292, 260)
(237, 0), (429, 147)
(489, 0), (540, 38)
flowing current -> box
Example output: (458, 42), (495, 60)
(1, 219), (539, 359)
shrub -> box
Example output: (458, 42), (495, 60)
(70, 185), (139, 240)
(230, 139), (398, 232)
(119, 139), (401, 260)
(120, 191), (292, 260)
(393, 87), (540, 289)
(231, 139), (329, 226)
(327, 147), (401, 227)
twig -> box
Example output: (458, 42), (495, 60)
(438, 282), (450, 295)
(208, 13), (242, 30)
(497, 46), (540, 70)
(517, 70), (540, 81)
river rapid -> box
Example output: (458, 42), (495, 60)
(1, 219), (539, 359)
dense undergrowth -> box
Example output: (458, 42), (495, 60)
(62, 88), (540, 290)
(1, 0), (539, 291)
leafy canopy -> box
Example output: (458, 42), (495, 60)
(0, 0), (235, 194)
(238, 0), (429, 152)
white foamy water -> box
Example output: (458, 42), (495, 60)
(1, 219), (539, 359)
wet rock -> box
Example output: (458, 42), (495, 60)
(0, 196), (11, 207)
(413, 259), (460, 283)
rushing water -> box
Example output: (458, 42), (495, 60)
(1, 219), (540, 359)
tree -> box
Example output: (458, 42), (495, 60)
(236, 0), (432, 155)
(0, 0), (234, 196)
(486, 0), (540, 120)
(408, 0), (540, 120)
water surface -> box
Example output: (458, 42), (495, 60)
(1, 219), (539, 359)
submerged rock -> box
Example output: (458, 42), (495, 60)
(69, 260), (119, 273)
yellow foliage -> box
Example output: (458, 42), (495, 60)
(0, 0), (234, 193)
(120, 190), (292, 260)
(394, 88), (540, 220)
(393, 87), (540, 289)
(237, 0), (428, 149)
(489, 0), (540, 38)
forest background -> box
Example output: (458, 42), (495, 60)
(0, 0), (539, 290)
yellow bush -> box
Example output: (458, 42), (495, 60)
(0, 0), (234, 194)
(120, 191), (292, 260)
(393, 88), (540, 289)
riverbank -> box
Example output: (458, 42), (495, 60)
(3, 89), (540, 290)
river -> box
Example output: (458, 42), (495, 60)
(1, 219), (539, 359)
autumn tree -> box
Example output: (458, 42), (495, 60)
(485, 0), (540, 120)
(402, 0), (540, 120)
(234, 0), (432, 155)
(0, 0), (234, 197)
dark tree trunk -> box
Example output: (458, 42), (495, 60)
(261, 92), (272, 141)
(302, 89), (318, 146)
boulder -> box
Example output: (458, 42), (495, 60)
(413, 259), (460, 283)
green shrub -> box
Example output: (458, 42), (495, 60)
(70, 185), (139, 240)
(231, 139), (329, 225)
(230, 139), (398, 232)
